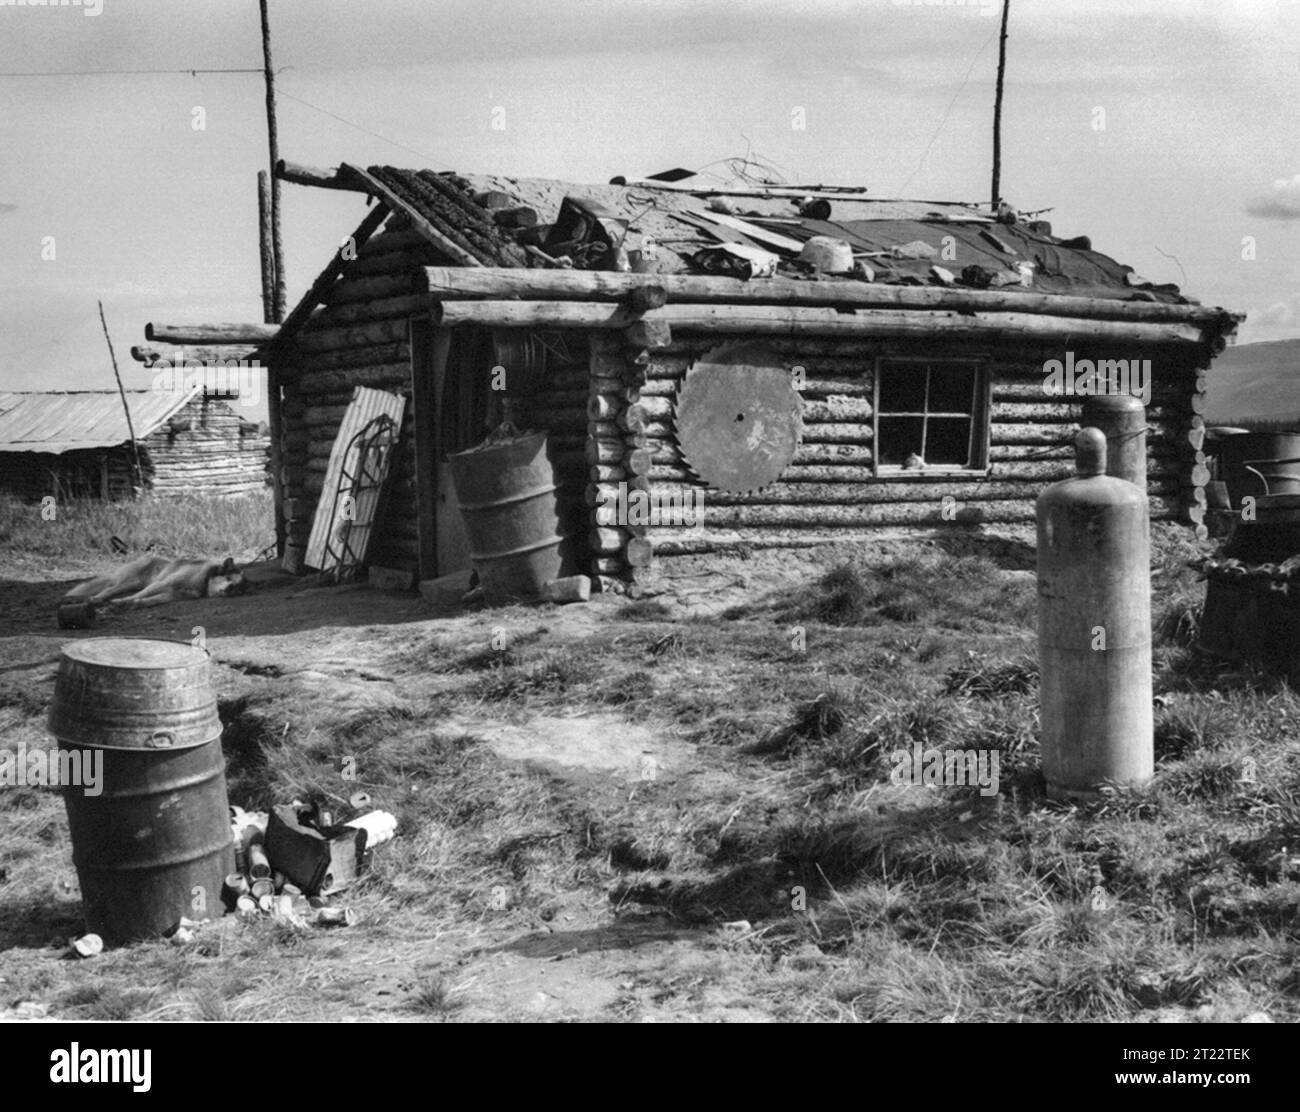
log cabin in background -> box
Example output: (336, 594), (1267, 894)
(139, 162), (1244, 595)
(0, 388), (270, 502)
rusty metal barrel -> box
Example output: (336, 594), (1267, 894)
(48, 638), (234, 944)
(448, 429), (565, 603)
(1037, 428), (1153, 800)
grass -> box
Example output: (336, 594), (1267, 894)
(0, 490), (274, 566)
(3, 522), (1299, 1021)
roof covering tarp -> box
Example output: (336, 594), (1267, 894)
(0, 388), (198, 455)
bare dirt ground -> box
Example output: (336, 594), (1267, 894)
(0, 551), (832, 1022)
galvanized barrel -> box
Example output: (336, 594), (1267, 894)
(48, 638), (234, 944)
(448, 430), (565, 603)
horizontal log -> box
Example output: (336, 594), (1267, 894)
(147, 322), (279, 345)
(298, 364), (410, 393)
(799, 422), (873, 444)
(131, 344), (262, 367)
(275, 160), (369, 192)
(296, 318), (409, 353)
(419, 267), (1239, 329)
(647, 477), (1178, 506)
(313, 294), (425, 327)
(432, 300), (1214, 346)
(345, 246), (439, 279)
(281, 342), (410, 377)
(803, 396), (874, 422)
(324, 272), (421, 307)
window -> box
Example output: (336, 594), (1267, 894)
(874, 358), (989, 473)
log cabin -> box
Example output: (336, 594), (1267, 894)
(140, 162), (1244, 595)
(0, 388), (270, 502)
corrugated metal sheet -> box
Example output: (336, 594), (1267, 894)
(305, 387), (407, 571)
(0, 388), (199, 455)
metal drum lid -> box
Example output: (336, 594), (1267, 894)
(48, 637), (221, 751)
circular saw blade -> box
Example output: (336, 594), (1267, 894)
(675, 342), (802, 493)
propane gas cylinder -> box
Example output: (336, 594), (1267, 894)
(1037, 427), (1153, 800)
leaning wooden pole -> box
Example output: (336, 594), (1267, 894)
(98, 300), (144, 495)
(259, 0), (286, 322)
(991, 0), (1010, 210)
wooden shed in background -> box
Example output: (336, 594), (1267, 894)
(142, 161), (1244, 595)
(0, 388), (270, 502)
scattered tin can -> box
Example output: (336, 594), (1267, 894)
(249, 878), (275, 900)
(235, 894), (258, 916)
(70, 933), (103, 958)
(257, 894), (275, 913)
(222, 873), (250, 907)
(57, 600), (97, 630)
(348, 792), (371, 810)
(247, 842), (272, 879)
(313, 907), (355, 927)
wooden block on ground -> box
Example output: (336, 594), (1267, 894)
(541, 575), (592, 604)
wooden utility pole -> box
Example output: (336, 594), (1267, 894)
(257, 170), (275, 322)
(991, 0), (1011, 210)
(98, 300), (144, 494)
(259, 0), (286, 322)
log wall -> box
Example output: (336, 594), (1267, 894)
(279, 218), (445, 575)
(0, 397), (268, 502)
(586, 332), (1210, 572)
(143, 396), (270, 498)
(279, 225), (1213, 582)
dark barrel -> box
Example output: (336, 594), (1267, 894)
(448, 430), (566, 603)
(1217, 431), (1300, 507)
(49, 639), (234, 944)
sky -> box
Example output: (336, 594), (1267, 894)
(1, 0), (1297, 423)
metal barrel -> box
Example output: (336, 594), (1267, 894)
(48, 638), (234, 944)
(1081, 393), (1147, 490)
(447, 430), (566, 603)
(1217, 431), (1300, 508)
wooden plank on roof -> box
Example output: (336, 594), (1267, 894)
(687, 210), (806, 254)
(343, 164), (483, 268)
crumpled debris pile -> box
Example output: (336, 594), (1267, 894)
(1194, 553), (1300, 591)
(223, 798), (397, 930)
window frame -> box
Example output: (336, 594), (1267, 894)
(872, 355), (992, 478)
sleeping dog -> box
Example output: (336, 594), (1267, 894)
(64, 555), (248, 609)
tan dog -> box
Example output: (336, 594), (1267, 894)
(64, 556), (248, 609)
